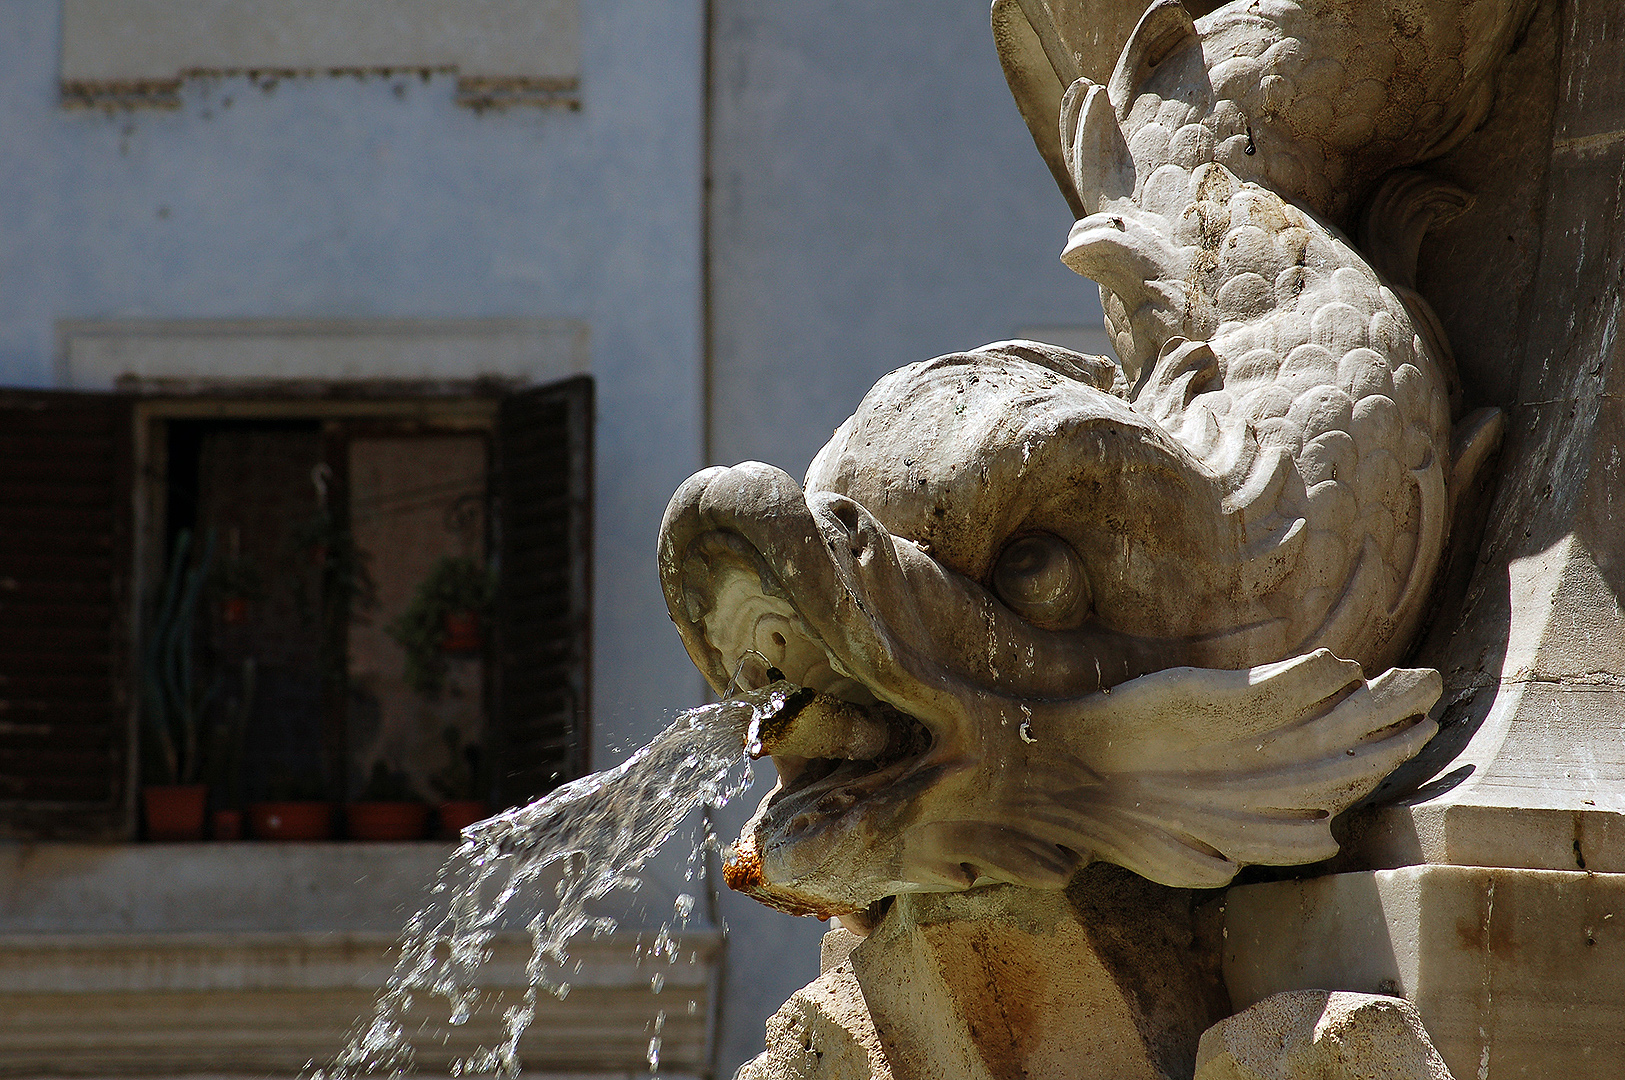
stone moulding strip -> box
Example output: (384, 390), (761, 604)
(0, 929), (720, 1075)
(55, 317), (590, 394)
(0, 929), (721, 993)
(60, 0), (580, 111)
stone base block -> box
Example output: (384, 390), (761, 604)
(1196, 990), (1453, 1079)
(1223, 865), (1625, 1079)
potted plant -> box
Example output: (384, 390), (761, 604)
(209, 545), (263, 627)
(205, 657), (255, 840)
(141, 528), (219, 841)
(249, 769), (335, 841)
(386, 556), (495, 697)
(346, 761), (429, 841)
(430, 726), (489, 838)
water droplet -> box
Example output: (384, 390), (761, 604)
(312, 696), (761, 1079)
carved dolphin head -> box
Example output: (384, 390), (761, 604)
(658, 342), (1438, 918)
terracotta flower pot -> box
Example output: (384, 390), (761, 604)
(441, 610), (482, 653)
(212, 808), (243, 840)
(437, 800), (490, 838)
(249, 801), (333, 841)
(144, 784), (208, 841)
(346, 802), (430, 841)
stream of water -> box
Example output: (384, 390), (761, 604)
(315, 688), (794, 1078)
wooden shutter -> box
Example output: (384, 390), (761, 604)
(0, 390), (133, 838)
(492, 376), (592, 806)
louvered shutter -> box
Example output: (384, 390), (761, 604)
(492, 376), (592, 806)
(0, 390), (133, 838)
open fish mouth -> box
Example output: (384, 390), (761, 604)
(658, 459), (1443, 918)
(677, 525), (940, 906)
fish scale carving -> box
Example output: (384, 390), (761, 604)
(1056, 0), (1491, 674)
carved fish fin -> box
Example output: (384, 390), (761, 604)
(1139, 336), (1221, 414)
(1109, 0), (1199, 120)
(1060, 77), (1134, 212)
(1038, 651), (1441, 889)
(981, 338), (1126, 395)
(1449, 406), (1505, 521)
(1063, 209), (1191, 310)
(992, 0), (1085, 217)
(1359, 171), (1474, 291)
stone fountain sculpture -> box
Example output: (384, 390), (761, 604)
(661, 0), (1624, 1076)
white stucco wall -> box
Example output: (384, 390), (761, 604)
(0, 0), (717, 1064)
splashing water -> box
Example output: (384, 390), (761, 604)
(315, 686), (800, 1079)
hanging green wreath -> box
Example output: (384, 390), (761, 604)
(386, 555), (496, 697)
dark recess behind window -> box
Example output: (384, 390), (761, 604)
(0, 391), (132, 839)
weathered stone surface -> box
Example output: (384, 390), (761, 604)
(1195, 990), (1453, 1080)
(736, 959), (891, 1080)
(661, 1), (1618, 1077)
(1223, 865), (1625, 1079)
(1347, 0), (1625, 877)
(656, 0), (1556, 919)
(848, 871), (1228, 1080)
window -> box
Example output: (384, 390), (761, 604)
(0, 378), (591, 838)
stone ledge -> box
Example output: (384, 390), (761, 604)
(60, 0), (579, 110)
(1224, 864), (1625, 1080)
(0, 844), (719, 1075)
(0, 930), (718, 1075)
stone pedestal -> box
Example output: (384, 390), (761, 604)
(846, 869), (1228, 1080)
(1355, 0), (1625, 874)
(1223, 865), (1625, 1079)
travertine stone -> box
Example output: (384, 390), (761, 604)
(1195, 991), (1453, 1080)
(1351, 0), (1625, 873)
(660, 0), (1596, 1076)
(848, 872), (1228, 1080)
(657, 0), (1539, 918)
(736, 960), (891, 1080)
(1223, 865), (1625, 1079)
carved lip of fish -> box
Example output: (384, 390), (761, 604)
(658, 460), (967, 737)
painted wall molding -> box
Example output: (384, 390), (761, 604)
(61, 0), (580, 110)
(57, 317), (590, 392)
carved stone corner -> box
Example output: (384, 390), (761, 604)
(736, 952), (892, 1080)
(1195, 990), (1454, 1080)
(845, 866), (1229, 1080)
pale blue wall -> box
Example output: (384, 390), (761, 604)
(705, 3), (1107, 1070)
(708, 0), (1104, 476)
(0, 0), (707, 774)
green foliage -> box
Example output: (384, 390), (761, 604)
(288, 506), (377, 628)
(429, 726), (487, 801)
(141, 529), (221, 786)
(386, 556), (496, 697)
(359, 760), (419, 803)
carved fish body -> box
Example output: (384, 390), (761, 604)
(1059, 8), (1455, 676)
(655, 0), (1511, 917)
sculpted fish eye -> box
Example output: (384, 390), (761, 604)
(991, 533), (1091, 630)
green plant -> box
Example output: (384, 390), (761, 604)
(288, 505), (376, 627)
(386, 556), (496, 697)
(429, 726), (487, 801)
(141, 528), (220, 786)
(359, 760), (419, 803)
(209, 549), (263, 603)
